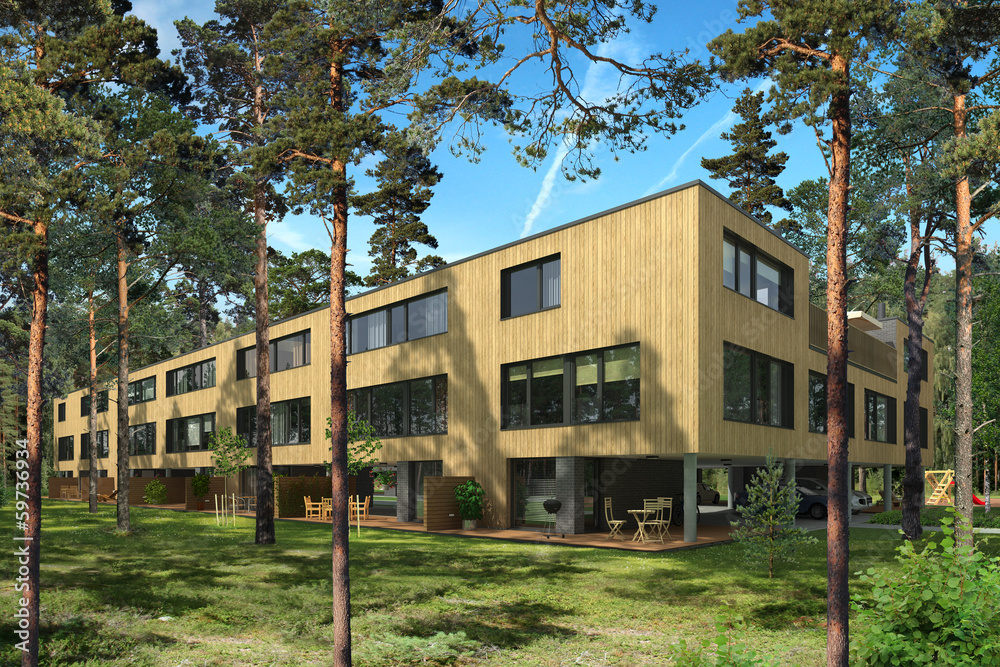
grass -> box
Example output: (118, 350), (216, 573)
(3, 502), (1000, 666)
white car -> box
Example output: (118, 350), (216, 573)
(797, 477), (872, 515)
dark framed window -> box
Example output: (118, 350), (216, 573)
(165, 413), (215, 453)
(128, 422), (156, 456)
(80, 430), (109, 459)
(237, 397), (311, 447)
(348, 375), (448, 438)
(81, 389), (109, 416)
(903, 402), (930, 449)
(864, 390), (897, 443)
(127, 377), (156, 405)
(501, 343), (640, 429)
(57, 435), (74, 461)
(501, 255), (560, 319)
(723, 343), (793, 428)
(722, 234), (793, 316)
(166, 359), (216, 396)
(237, 330), (311, 380)
(903, 342), (930, 382)
(347, 290), (447, 355)
(58, 403), (65, 422)
(807, 371), (855, 436)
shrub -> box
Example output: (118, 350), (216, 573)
(667, 616), (779, 666)
(454, 480), (485, 521)
(143, 479), (168, 505)
(871, 506), (1000, 530)
(850, 511), (1000, 666)
(730, 453), (816, 577)
(191, 473), (210, 499)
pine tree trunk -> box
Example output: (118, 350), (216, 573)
(254, 178), (275, 545)
(22, 217), (48, 667)
(327, 48), (352, 667)
(825, 55), (852, 667)
(953, 92), (974, 548)
(88, 290), (99, 513)
(115, 230), (131, 533)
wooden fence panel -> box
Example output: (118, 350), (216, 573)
(424, 476), (474, 532)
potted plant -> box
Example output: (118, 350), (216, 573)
(192, 473), (210, 510)
(454, 480), (485, 530)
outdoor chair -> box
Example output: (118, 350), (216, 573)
(304, 496), (323, 520)
(657, 497), (673, 540)
(349, 495), (370, 521)
(321, 497), (332, 520)
(603, 497), (626, 540)
(97, 489), (117, 503)
(642, 498), (665, 544)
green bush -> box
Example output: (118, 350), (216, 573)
(667, 616), (779, 666)
(191, 473), (211, 499)
(850, 511), (1000, 666)
(871, 506), (1000, 529)
(142, 479), (168, 505)
(453, 480), (485, 521)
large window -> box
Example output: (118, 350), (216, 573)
(80, 430), (109, 459)
(723, 344), (793, 428)
(237, 330), (311, 380)
(127, 376), (156, 405)
(723, 235), (793, 316)
(166, 359), (216, 396)
(165, 413), (215, 453)
(347, 291), (447, 355)
(501, 255), (560, 319)
(502, 343), (640, 429)
(807, 371), (855, 436)
(904, 402), (930, 449)
(237, 397), (311, 447)
(903, 342), (930, 382)
(864, 390), (897, 443)
(348, 376), (447, 438)
(57, 435), (74, 461)
(129, 422), (157, 456)
(81, 389), (109, 416)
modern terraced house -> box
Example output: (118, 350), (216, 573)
(53, 180), (934, 541)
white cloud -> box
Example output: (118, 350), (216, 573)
(269, 224), (315, 253)
(645, 80), (772, 195)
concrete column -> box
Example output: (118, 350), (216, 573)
(883, 464), (893, 511)
(684, 453), (697, 543)
(396, 461), (413, 522)
(726, 467), (734, 509)
(164, 468), (173, 477)
(555, 457), (585, 535)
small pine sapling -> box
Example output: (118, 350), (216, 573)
(731, 454), (817, 578)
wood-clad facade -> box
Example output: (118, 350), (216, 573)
(53, 181), (933, 537)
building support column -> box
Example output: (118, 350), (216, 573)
(684, 453), (697, 543)
(883, 464), (893, 511)
(726, 467), (735, 510)
(786, 459), (798, 526)
(555, 457), (585, 535)
(396, 461), (413, 522)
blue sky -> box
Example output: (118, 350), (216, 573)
(131, 1), (983, 280)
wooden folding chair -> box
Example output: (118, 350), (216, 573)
(97, 489), (118, 503)
(657, 497), (673, 540)
(604, 497), (626, 540)
(642, 498), (664, 544)
(304, 496), (323, 520)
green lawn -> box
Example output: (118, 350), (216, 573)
(3, 501), (998, 666)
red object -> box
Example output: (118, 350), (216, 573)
(949, 480), (987, 505)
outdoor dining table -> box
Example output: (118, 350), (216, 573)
(627, 508), (653, 543)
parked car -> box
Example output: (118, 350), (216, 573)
(696, 482), (720, 505)
(733, 477), (873, 520)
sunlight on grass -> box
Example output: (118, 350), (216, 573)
(4, 501), (996, 665)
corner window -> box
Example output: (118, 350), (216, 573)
(864, 390), (896, 443)
(81, 430), (110, 459)
(237, 397), (311, 447)
(57, 435), (74, 461)
(348, 375), (447, 438)
(807, 371), (855, 437)
(129, 422), (156, 456)
(127, 377), (156, 405)
(722, 343), (793, 428)
(166, 359), (216, 396)
(723, 235), (793, 316)
(347, 291), (447, 355)
(501, 255), (560, 319)
(165, 413), (215, 453)
(237, 330), (311, 380)
(501, 343), (639, 429)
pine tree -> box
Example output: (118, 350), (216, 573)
(268, 248), (336, 320)
(353, 140), (445, 287)
(700, 88), (790, 224)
